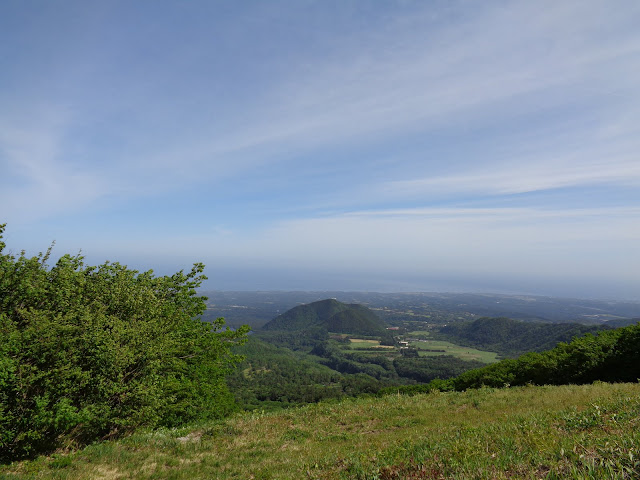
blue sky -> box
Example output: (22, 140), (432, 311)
(1, 0), (639, 300)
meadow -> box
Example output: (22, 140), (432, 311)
(410, 339), (500, 363)
(348, 338), (395, 349)
(2, 382), (639, 479)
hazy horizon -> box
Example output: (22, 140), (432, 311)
(2, 1), (639, 301)
(196, 268), (640, 303)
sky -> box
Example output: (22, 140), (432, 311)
(1, 0), (639, 300)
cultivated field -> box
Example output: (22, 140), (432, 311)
(410, 338), (500, 363)
(348, 338), (395, 349)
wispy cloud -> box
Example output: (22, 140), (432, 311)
(384, 151), (640, 199)
(217, 0), (640, 158)
(2, 0), (639, 298)
(0, 105), (108, 223)
(191, 205), (640, 274)
(4, 0), (640, 205)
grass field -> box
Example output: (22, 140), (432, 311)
(349, 338), (380, 345)
(411, 339), (500, 363)
(348, 339), (395, 349)
(407, 330), (431, 337)
(344, 335), (497, 360)
(2, 382), (639, 479)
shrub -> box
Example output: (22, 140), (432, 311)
(0, 224), (248, 461)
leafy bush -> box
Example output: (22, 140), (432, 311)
(0, 224), (248, 461)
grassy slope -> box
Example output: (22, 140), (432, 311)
(2, 382), (640, 479)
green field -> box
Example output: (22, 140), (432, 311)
(349, 338), (379, 345)
(408, 330), (432, 336)
(343, 335), (499, 362)
(3, 382), (639, 479)
(348, 338), (394, 349)
(411, 338), (500, 363)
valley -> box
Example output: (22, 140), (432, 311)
(223, 295), (634, 412)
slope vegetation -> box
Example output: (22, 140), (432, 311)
(3, 382), (639, 479)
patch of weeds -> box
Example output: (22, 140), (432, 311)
(200, 456), (221, 468)
(548, 438), (640, 479)
(391, 418), (423, 428)
(251, 469), (275, 480)
(561, 404), (605, 431)
(282, 428), (310, 442)
(561, 397), (640, 433)
(148, 470), (181, 480)
(316, 432), (351, 442)
(202, 423), (241, 439)
(81, 441), (118, 463)
(49, 454), (73, 469)
(378, 460), (443, 480)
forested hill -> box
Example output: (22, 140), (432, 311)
(436, 317), (608, 358)
(261, 299), (387, 336)
(606, 317), (640, 328)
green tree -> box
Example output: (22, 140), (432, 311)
(0, 224), (249, 461)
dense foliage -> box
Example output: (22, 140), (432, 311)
(435, 316), (607, 357)
(227, 337), (384, 410)
(257, 326), (330, 350)
(0, 224), (248, 461)
(393, 355), (485, 383)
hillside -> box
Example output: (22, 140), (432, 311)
(262, 299), (387, 336)
(607, 317), (640, 328)
(436, 316), (608, 357)
(3, 382), (639, 479)
(226, 337), (384, 410)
